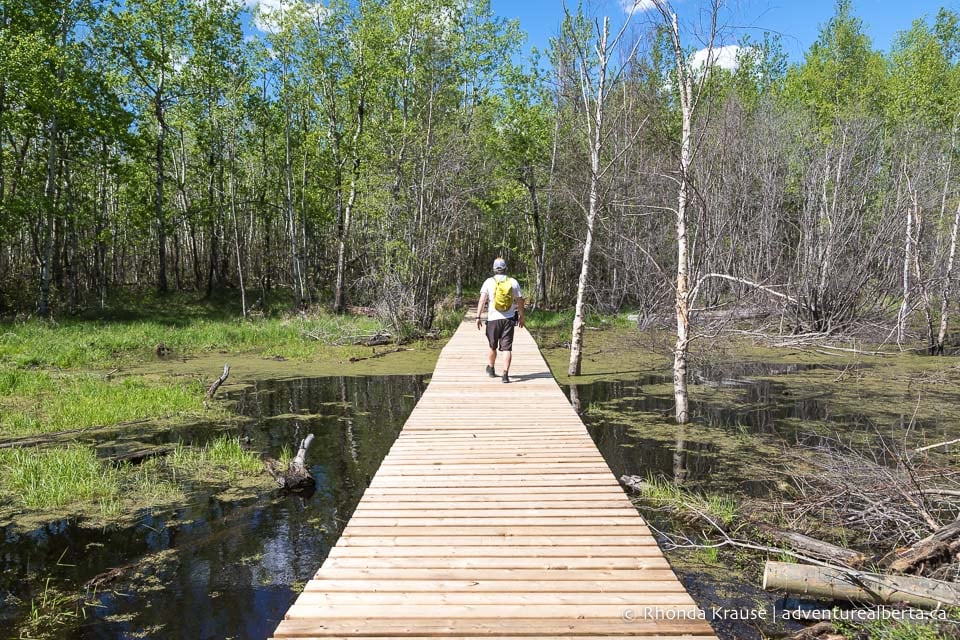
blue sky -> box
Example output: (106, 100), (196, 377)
(489, 0), (960, 63)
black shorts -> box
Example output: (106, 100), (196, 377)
(486, 317), (516, 352)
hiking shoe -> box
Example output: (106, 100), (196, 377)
(485, 365), (497, 378)
(502, 373), (511, 384)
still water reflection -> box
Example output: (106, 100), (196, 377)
(0, 375), (425, 640)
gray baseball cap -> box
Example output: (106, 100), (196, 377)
(493, 258), (507, 273)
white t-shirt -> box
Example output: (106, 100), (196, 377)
(481, 276), (522, 320)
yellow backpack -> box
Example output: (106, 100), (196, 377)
(493, 276), (514, 311)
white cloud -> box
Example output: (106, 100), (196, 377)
(173, 54), (189, 73)
(690, 44), (741, 71)
(619, 0), (656, 14)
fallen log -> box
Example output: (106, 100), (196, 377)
(102, 444), (174, 465)
(266, 434), (315, 492)
(757, 525), (868, 568)
(355, 333), (392, 347)
(349, 346), (411, 363)
(919, 518), (960, 544)
(206, 364), (230, 400)
(886, 541), (953, 575)
(884, 518), (960, 574)
(0, 419), (153, 449)
(762, 560), (960, 609)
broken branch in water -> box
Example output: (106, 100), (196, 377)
(265, 434), (316, 492)
(206, 364), (230, 400)
(916, 437), (960, 453)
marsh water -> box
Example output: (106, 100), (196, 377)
(0, 375), (425, 639)
(563, 357), (960, 639)
(2, 351), (958, 639)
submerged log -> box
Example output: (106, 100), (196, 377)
(758, 525), (868, 568)
(619, 475), (655, 493)
(762, 561), (960, 609)
(103, 444), (173, 465)
(206, 364), (230, 399)
(266, 434), (316, 492)
(84, 564), (133, 591)
(349, 346), (411, 363)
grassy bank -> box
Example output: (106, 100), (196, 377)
(0, 293), (454, 440)
(1, 299), (385, 369)
(0, 292), (454, 527)
(0, 370), (212, 438)
(0, 436), (270, 526)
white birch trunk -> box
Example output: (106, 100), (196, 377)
(568, 18), (608, 377)
(897, 191), (914, 347)
(936, 199), (960, 354)
(670, 10), (692, 424)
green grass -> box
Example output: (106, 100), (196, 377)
(0, 371), (210, 438)
(118, 460), (185, 510)
(21, 578), (86, 640)
(0, 439), (262, 521)
(0, 312), (386, 369)
(0, 446), (120, 510)
(634, 475), (739, 527)
(277, 444), (295, 469)
(167, 436), (263, 479)
(524, 308), (633, 332)
(0, 290), (400, 369)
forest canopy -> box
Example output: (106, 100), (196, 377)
(2, 0), (960, 355)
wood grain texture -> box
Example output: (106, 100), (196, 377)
(270, 321), (716, 639)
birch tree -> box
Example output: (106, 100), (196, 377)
(103, 0), (192, 295)
(563, 6), (639, 377)
(650, 0), (720, 423)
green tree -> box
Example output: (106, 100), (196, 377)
(101, 0), (192, 294)
(784, 0), (886, 129)
(887, 10), (960, 129)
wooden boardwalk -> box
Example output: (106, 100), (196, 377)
(271, 321), (717, 639)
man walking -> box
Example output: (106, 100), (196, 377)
(476, 257), (524, 383)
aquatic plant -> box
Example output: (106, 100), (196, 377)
(633, 475), (739, 527)
(0, 371), (210, 438)
(21, 578), (86, 639)
(167, 436), (263, 478)
(0, 446), (120, 510)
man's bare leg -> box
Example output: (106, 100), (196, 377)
(488, 348), (497, 368)
(503, 350), (512, 375)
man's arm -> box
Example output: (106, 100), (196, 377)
(476, 292), (488, 330)
(516, 296), (525, 329)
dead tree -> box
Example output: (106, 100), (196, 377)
(205, 364), (230, 400)
(266, 433), (316, 492)
(562, 5), (642, 376)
